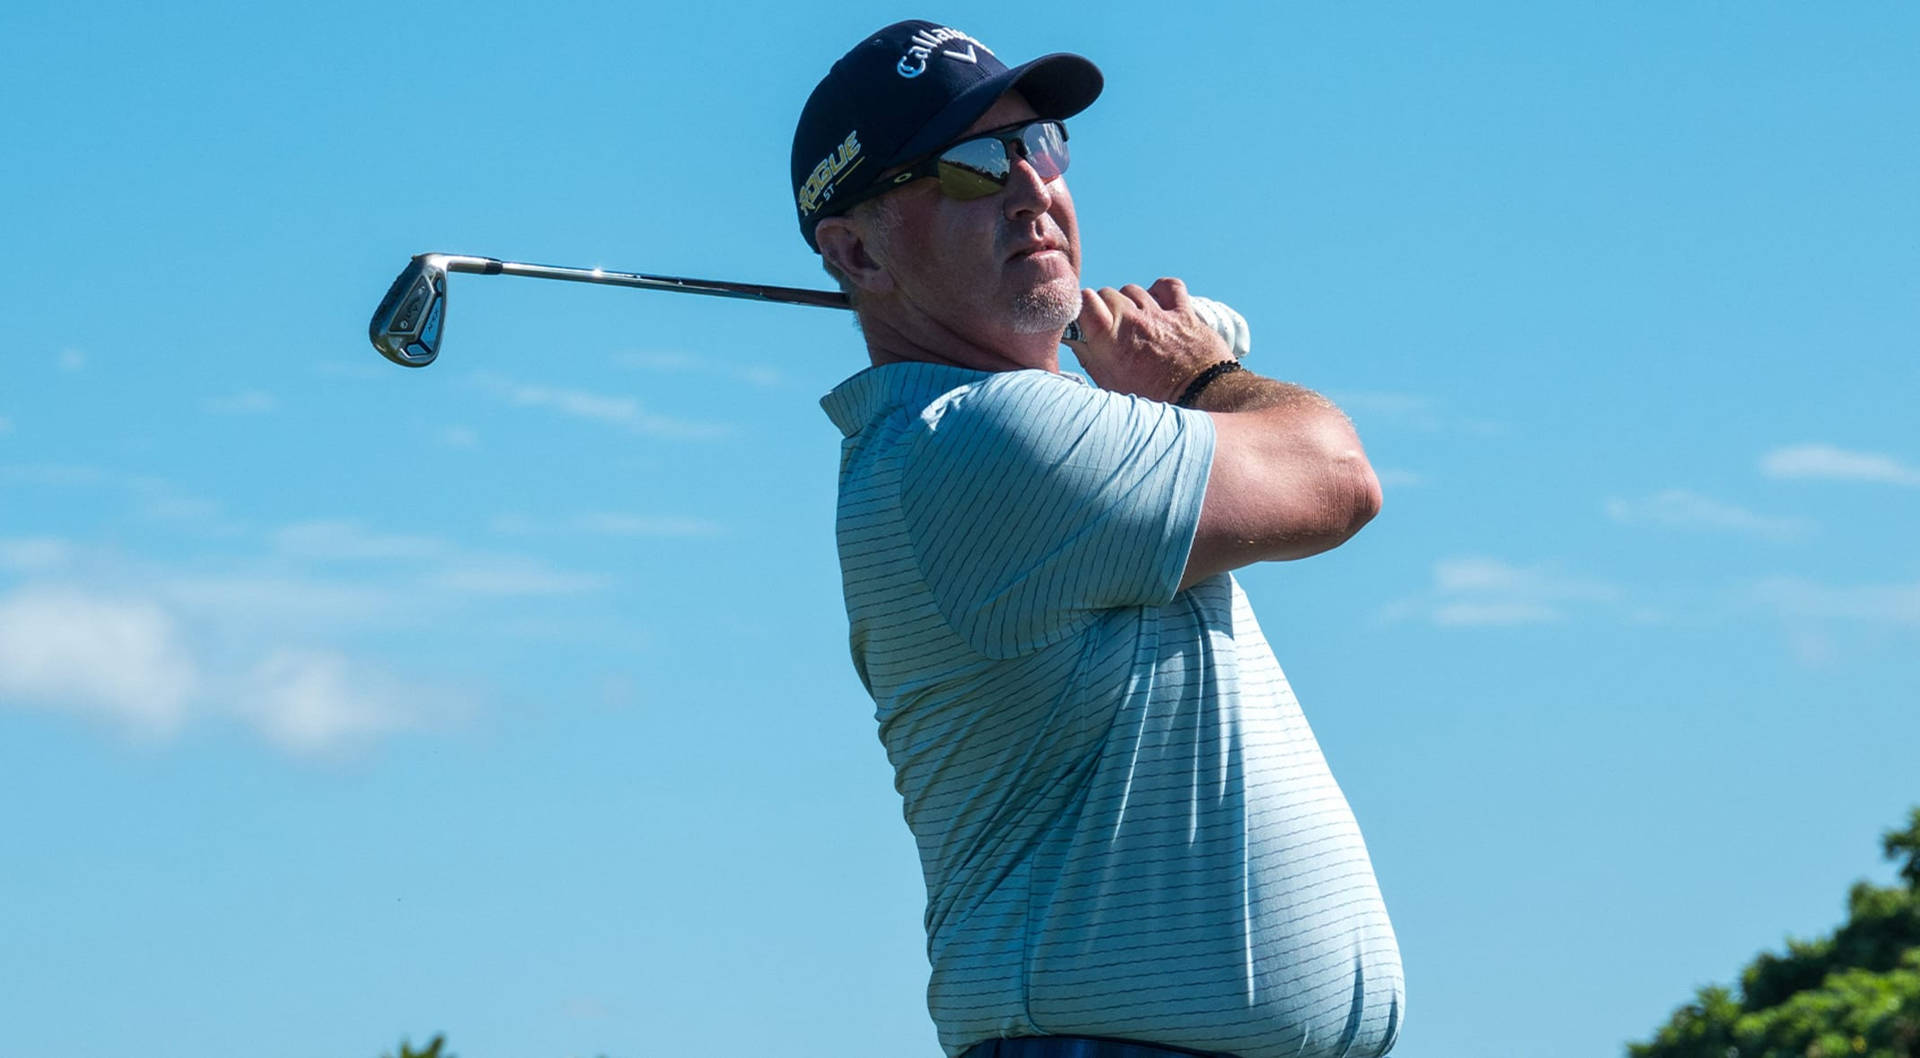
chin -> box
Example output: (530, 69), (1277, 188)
(1007, 277), (1079, 335)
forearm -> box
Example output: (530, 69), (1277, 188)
(1183, 366), (1340, 417)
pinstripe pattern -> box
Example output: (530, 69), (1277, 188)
(822, 364), (1403, 1058)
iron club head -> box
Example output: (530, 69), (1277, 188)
(369, 254), (450, 367)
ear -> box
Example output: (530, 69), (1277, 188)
(815, 215), (896, 296)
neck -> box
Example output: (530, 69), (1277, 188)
(856, 303), (1063, 374)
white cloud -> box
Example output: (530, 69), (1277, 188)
(0, 579), (463, 755)
(268, 521), (602, 597)
(1749, 576), (1920, 624)
(1329, 391), (1502, 436)
(1430, 557), (1614, 599)
(0, 537), (74, 573)
(274, 520), (444, 561)
(1431, 601), (1561, 626)
(57, 349), (87, 372)
(134, 483), (224, 526)
(234, 649), (440, 755)
(1760, 444), (1920, 487)
(1, 464), (227, 531)
(1375, 469), (1424, 488)
(1784, 627), (1839, 666)
(1605, 489), (1811, 540)
(0, 586), (197, 734)
(159, 572), (407, 627)
(430, 555), (604, 596)
(0, 513), (610, 754)
(1387, 556), (1621, 626)
(204, 390), (278, 414)
(471, 373), (729, 439)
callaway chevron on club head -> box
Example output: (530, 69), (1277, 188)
(368, 252), (1086, 367)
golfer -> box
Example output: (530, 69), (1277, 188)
(795, 21), (1403, 1058)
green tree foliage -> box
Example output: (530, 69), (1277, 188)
(1887, 809), (1920, 891)
(1629, 808), (1920, 1058)
(375, 1034), (612, 1058)
(382, 1035), (450, 1058)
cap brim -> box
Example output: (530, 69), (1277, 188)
(888, 52), (1104, 167)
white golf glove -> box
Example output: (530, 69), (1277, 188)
(1189, 296), (1252, 361)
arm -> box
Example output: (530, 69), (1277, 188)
(1177, 370), (1380, 588)
(899, 371), (1212, 657)
(1069, 279), (1382, 591)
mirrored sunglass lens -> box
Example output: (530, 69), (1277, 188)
(930, 123), (1070, 200)
(1021, 123), (1069, 181)
(937, 162), (1006, 200)
(936, 138), (1011, 200)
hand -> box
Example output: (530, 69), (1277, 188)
(1067, 277), (1234, 402)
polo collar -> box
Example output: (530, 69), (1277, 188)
(821, 362), (1093, 437)
(819, 362), (984, 437)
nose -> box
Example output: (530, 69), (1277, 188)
(1001, 156), (1055, 220)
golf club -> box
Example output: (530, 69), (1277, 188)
(368, 252), (1085, 367)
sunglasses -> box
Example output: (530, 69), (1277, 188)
(832, 119), (1071, 214)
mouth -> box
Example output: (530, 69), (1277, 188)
(1007, 241), (1066, 263)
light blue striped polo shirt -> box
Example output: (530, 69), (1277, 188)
(821, 363), (1404, 1058)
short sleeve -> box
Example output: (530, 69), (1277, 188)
(899, 371), (1215, 659)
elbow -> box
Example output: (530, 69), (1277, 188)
(1346, 454), (1383, 534)
(1318, 446), (1381, 549)
(1310, 405), (1382, 537)
(1280, 426), (1380, 558)
(1204, 408), (1384, 568)
(1247, 447), (1380, 563)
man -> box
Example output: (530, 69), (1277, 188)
(793, 21), (1404, 1058)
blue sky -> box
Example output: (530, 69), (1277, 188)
(3, 3), (1916, 1056)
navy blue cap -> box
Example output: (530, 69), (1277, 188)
(791, 20), (1102, 251)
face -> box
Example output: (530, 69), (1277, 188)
(869, 93), (1083, 350)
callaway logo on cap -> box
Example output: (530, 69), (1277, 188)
(893, 25), (990, 77)
(789, 19), (1103, 251)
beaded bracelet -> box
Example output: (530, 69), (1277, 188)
(1176, 360), (1245, 408)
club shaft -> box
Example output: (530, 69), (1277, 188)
(418, 254), (1082, 342)
(436, 255), (851, 310)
